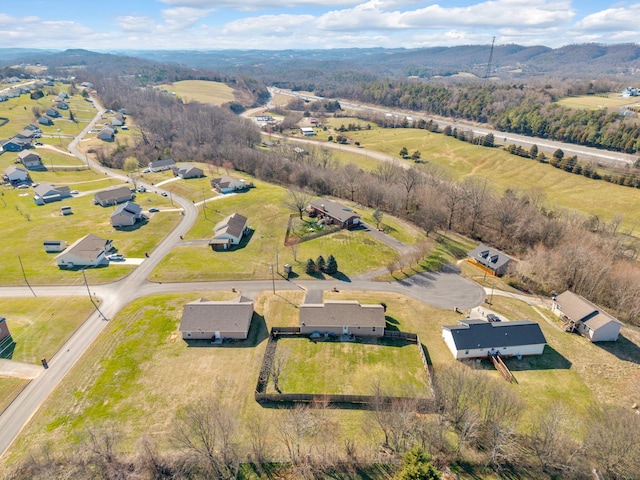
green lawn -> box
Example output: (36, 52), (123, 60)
(151, 179), (401, 281)
(0, 179), (180, 286)
(272, 337), (430, 396)
(156, 80), (235, 105)
(0, 378), (28, 415)
(556, 93), (640, 110)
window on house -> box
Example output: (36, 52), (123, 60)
(372, 327), (376, 332)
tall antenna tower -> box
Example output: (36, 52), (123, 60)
(484, 36), (496, 83)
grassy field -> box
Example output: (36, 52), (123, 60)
(272, 337), (430, 396)
(0, 378), (28, 415)
(0, 178), (181, 286)
(151, 178), (400, 282)
(7, 287), (635, 466)
(156, 80), (235, 105)
(556, 93), (640, 110)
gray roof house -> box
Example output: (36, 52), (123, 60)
(309, 199), (361, 229)
(38, 116), (54, 126)
(94, 186), (134, 207)
(211, 175), (246, 193)
(209, 213), (249, 250)
(149, 158), (176, 172)
(4, 165), (30, 184)
(34, 184), (71, 205)
(98, 127), (115, 142)
(442, 319), (547, 360)
(299, 300), (386, 337)
(45, 107), (60, 118)
(111, 113), (125, 127)
(467, 244), (515, 277)
(55, 234), (113, 269)
(15, 128), (36, 139)
(179, 296), (254, 341)
(111, 201), (144, 228)
(18, 150), (43, 170)
(552, 291), (623, 342)
(175, 165), (204, 179)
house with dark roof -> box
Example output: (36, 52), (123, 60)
(309, 199), (361, 229)
(299, 300), (386, 337)
(18, 150), (43, 170)
(38, 116), (54, 126)
(149, 158), (176, 172)
(209, 213), (249, 250)
(2, 137), (30, 152)
(57, 102), (69, 110)
(15, 128), (37, 140)
(0, 316), (11, 346)
(467, 244), (515, 277)
(179, 296), (254, 341)
(111, 201), (144, 228)
(442, 319), (547, 360)
(55, 234), (113, 268)
(94, 186), (134, 207)
(45, 107), (60, 118)
(552, 291), (623, 342)
(175, 165), (204, 179)
(24, 124), (41, 133)
(33, 184), (71, 205)
(211, 175), (246, 193)
(4, 165), (30, 184)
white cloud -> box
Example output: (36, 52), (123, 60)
(573, 5), (640, 32)
(160, 0), (360, 9)
(162, 7), (213, 30)
(116, 16), (156, 32)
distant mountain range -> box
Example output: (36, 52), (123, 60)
(2, 44), (640, 83)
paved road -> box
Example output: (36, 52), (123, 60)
(0, 88), (501, 459)
(273, 88), (639, 168)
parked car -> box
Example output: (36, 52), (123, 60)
(70, 190), (79, 194)
(107, 254), (125, 261)
(148, 207), (159, 213)
(17, 184), (29, 189)
(161, 192), (168, 197)
(34, 141), (43, 146)
(487, 313), (501, 322)
(142, 168), (151, 173)
(137, 186), (146, 193)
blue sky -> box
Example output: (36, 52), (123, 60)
(1, 1), (638, 50)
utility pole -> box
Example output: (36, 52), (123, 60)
(82, 269), (107, 321)
(270, 264), (275, 294)
(17, 256), (36, 297)
(276, 248), (279, 274)
(201, 187), (207, 219)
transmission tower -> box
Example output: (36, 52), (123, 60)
(484, 36), (496, 83)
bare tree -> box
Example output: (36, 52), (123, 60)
(441, 182), (467, 231)
(278, 404), (315, 465)
(286, 189), (314, 220)
(463, 176), (490, 234)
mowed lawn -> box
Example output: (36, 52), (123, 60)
(156, 80), (235, 105)
(0, 174), (181, 286)
(556, 93), (640, 110)
(272, 337), (430, 397)
(152, 178), (401, 281)
(345, 126), (640, 230)
(0, 378), (28, 415)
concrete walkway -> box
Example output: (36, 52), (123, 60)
(0, 360), (43, 380)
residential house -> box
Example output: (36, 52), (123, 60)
(442, 319), (547, 360)
(97, 127), (115, 142)
(179, 296), (255, 341)
(0, 317), (11, 344)
(15, 129), (36, 140)
(94, 186), (134, 207)
(24, 124), (41, 133)
(43, 240), (67, 253)
(0, 95), (9, 102)
(111, 113), (125, 127)
(551, 291), (623, 342)
(308, 199), (361, 229)
(299, 300), (386, 337)
(33, 184), (71, 205)
(175, 165), (204, 179)
(18, 150), (43, 170)
(148, 158), (176, 172)
(45, 107), (60, 118)
(211, 175), (246, 194)
(57, 102), (69, 110)
(209, 213), (249, 250)
(467, 244), (515, 277)
(55, 234), (113, 269)
(30, 90), (44, 100)
(4, 165), (30, 184)
(38, 116), (54, 126)
(2, 137), (30, 152)
(111, 201), (144, 228)
(300, 127), (315, 136)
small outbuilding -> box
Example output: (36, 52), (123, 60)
(552, 291), (623, 342)
(44, 240), (67, 253)
(179, 296), (254, 341)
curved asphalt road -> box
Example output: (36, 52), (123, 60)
(0, 91), (494, 459)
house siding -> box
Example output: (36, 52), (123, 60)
(442, 329), (545, 359)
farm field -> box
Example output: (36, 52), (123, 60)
(156, 80), (235, 105)
(151, 177), (401, 282)
(556, 93), (640, 110)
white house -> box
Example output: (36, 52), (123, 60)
(442, 319), (547, 360)
(211, 175), (246, 194)
(552, 291), (623, 342)
(55, 234), (113, 269)
(209, 213), (249, 250)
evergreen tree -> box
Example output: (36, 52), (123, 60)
(316, 255), (326, 272)
(399, 147), (408, 158)
(305, 258), (316, 274)
(393, 447), (441, 480)
(325, 255), (338, 274)
(529, 144), (538, 159)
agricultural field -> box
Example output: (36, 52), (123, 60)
(556, 93), (640, 110)
(156, 80), (235, 105)
(151, 177), (401, 282)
